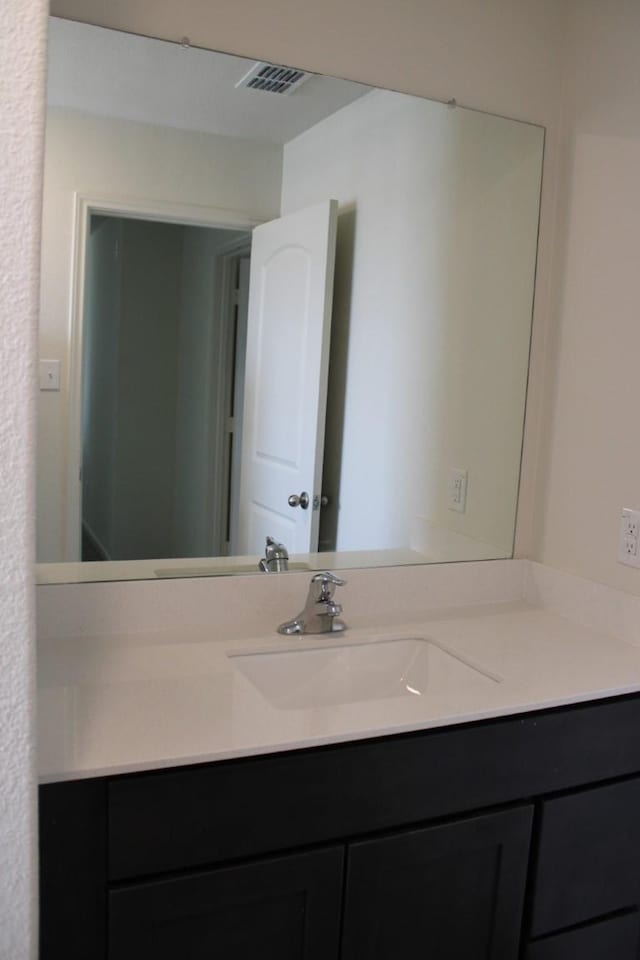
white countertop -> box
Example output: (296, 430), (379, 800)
(37, 597), (640, 783)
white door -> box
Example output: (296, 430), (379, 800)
(237, 199), (338, 556)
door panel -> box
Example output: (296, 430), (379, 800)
(238, 199), (338, 555)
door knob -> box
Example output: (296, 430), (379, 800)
(288, 492), (310, 509)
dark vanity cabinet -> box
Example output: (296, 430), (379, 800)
(40, 694), (640, 960)
(108, 810), (531, 960)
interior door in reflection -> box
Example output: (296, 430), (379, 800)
(237, 198), (338, 556)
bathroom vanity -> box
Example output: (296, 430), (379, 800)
(38, 588), (640, 960)
(41, 693), (640, 959)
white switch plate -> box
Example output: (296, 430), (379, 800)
(618, 508), (640, 568)
(39, 359), (61, 391)
(448, 467), (467, 513)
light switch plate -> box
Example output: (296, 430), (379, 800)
(39, 359), (61, 391)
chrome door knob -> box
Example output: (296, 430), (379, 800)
(288, 492), (310, 509)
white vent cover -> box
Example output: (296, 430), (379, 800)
(235, 62), (311, 95)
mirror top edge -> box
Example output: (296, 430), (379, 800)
(47, 13), (546, 133)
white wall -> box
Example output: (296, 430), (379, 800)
(282, 91), (542, 555)
(38, 107), (282, 561)
(0, 0), (46, 955)
(536, 0), (640, 593)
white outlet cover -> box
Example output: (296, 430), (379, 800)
(448, 467), (467, 513)
(618, 508), (640, 568)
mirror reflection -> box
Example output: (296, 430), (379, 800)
(37, 17), (544, 582)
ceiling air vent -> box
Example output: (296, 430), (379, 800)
(235, 61), (311, 95)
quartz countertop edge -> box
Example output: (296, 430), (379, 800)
(37, 600), (640, 783)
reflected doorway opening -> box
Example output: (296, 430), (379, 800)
(80, 211), (251, 562)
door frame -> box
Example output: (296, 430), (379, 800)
(209, 237), (252, 556)
(65, 192), (262, 562)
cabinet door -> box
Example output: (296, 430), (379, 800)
(109, 846), (343, 960)
(342, 806), (532, 960)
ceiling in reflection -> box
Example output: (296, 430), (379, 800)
(47, 18), (371, 143)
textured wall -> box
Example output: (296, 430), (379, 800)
(0, 0), (47, 955)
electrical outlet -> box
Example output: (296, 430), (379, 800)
(618, 508), (640, 568)
(448, 468), (467, 513)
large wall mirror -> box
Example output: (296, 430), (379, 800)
(36, 16), (544, 584)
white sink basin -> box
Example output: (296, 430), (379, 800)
(229, 636), (500, 710)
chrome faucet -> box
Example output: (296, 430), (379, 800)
(259, 536), (289, 573)
(278, 572), (347, 635)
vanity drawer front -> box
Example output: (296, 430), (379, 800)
(526, 912), (640, 960)
(531, 777), (640, 935)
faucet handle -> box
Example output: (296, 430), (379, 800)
(311, 571), (346, 601)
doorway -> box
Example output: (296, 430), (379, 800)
(80, 212), (251, 561)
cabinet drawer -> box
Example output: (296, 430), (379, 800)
(531, 777), (640, 935)
(526, 912), (640, 960)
